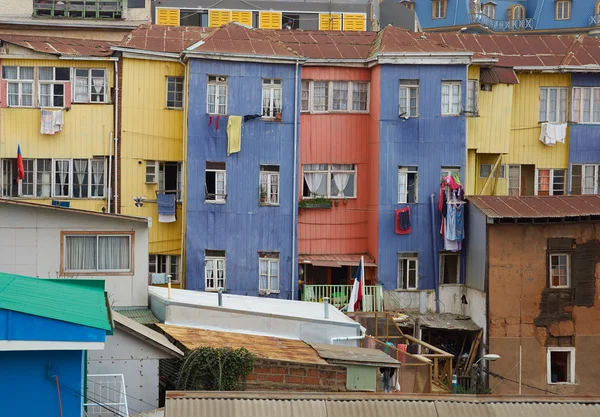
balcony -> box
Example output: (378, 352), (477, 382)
(469, 13), (534, 31)
(85, 374), (129, 417)
(34, 0), (123, 19)
(302, 284), (384, 312)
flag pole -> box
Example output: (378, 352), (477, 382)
(360, 255), (365, 312)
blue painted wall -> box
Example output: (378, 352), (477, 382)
(185, 59), (299, 299)
(569, 73), (600, 165)
(415, 0), (471, 29)
(0, 350), (84, 417)
(376, 64), (467, 291)
(0, 309), (106, 342)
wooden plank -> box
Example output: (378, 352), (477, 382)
(463, 330), (482, 376)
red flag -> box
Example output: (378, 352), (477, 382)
(16, 144), (24, 180)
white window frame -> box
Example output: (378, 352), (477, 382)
(571, 87), (600, 124)
(440, 252), (460, 284)
(555, 0), (571, 20)
(260, 166), (280, 206)
(158, 161), (183, 201)
(146, 161), (158, 184)
(535, 168), (566, 196)
(441, 81), (462, 115)
(53, 159), (72, 198)
(549, 253), (570, 288)
(304, 81), (370, 114)
(73, 68), (107, 104)
(399, 80), (419, 118)
(466, 79), (479, 115)
(547, 347), (575, 384)
(63, 234), (132, 273)
(1, 159), (15, 197)
(398, 254), (418, 290)
(398, 166), (418, 204)
(149, 254), (181, 282)
(205, 167), (227, 203)
(302, 164), (357, 199)
(166, 76), (184, 109)
(38, 67), (70, 109)
(205, 256), (226, 291)
(207, 75), (228, 115)
(2, 66), (34, 108)
(301, 80), (310, 112)
(259, 256), (280, 293)
(482, 3), (495, 18)
(539, 87), (568, 123)
(479, 164), (505, 179)
(508, 164), (521, 196)
(262, 78), (283, 118)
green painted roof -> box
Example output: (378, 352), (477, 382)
(0, 272), (112, 331)
(114, 308), (159, 325)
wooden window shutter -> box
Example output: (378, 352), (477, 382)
(343, 14), (366, 31)
(209, 10), (232, 27)
(156, 8), (180, 26)
(231, 11), (252, 26)
(319, 13), (341, 30)
(259, 11), (282, 29)
(506, 6), (513, 20)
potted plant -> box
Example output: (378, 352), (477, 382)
(259, 185), (267, 204)
(274, 111), (282, 122)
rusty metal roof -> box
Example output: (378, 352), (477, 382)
(374, 26), (470, 56)
(468, 195), (600, 219)
(118, 23), (214, 54)
(298, 253), (376, 267)
(165, 392), (600, 417)
(157, 324), (328, 365)
(480, 66), (519, 84)
(113, 311), (183, 357)
(309, 343), (401, 367)
(0, 34), (114, 57)
(393, 311), (481, 331)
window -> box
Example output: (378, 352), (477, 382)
(1, 159), (16, 197)
(549, 253), (570, 288)
(332, 81), (349, 111)
(536, 169), (565, 196)
(39, 67), (69, 108)
(262, 79), (282, 118)
(482, 3), (495, 18)
(36, 159), (52, 198)
(570, 164), (600, 195)
(205, 251), (226, 290)
(440, 253), (460, 284)
(159, 161), (183, 201)
(149, 254), (181, 282)
(399, 80), (419, 117)
(259, 254), (280, 293)
(398, 166), (418, 204)
(302, 164), (356, 198)
(441, 81), (461, 115)
(207, 75), (227, 115)
(21, 159), (35, 197)
(479, 164), (505, 179)
(301, 80), (310, 112)
(547, 347), (575, 384)
(166, 76), (184, 109)
(205, 161), (226, 203)
(398, 254), (418, 290)
(539, 87), (568, 123)
(402, 2), (415, 11)
(260, 165), (280, 205)
(2, 66), (34, 107)
(432, 0), (447, 18)
(571, 87), (600, 123)
(63, 234), (132, 273)
(146, 161), (158, 184)
(54, 159), (71, 197)
(51, 158), (105, 198)
(508, 165), (521, 196)
(312, 81), (329, 112)
(352, 82), (369, 111)
(74, 69), (106, 103)
(508, 4), (525, 20)
(466, 79), (479, 115)
(555, 0), (571, 20)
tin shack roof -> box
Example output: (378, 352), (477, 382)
(309, 343), (401, 367)
(118, 23), (214, 54)
(0, 34), (114, 57)
(468, 195), (600, 220)
(113, 312), (183, 357)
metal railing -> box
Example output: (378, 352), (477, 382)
(85, 374), (129, 417)
(34, 0), (123, 19)
(590, 14), (600, 26)
(469, 13), (534, 31)
(302, 284), (384, 312)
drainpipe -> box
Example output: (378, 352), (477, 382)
(430, 193), (440, 313)
(113, 60), (119, 213)
(291, 59), (300, 300)
(331, 326), (366, 345)
(107, 132), (113, 213)
(218, 287), (223, 307)
(323, 297), (330, 319)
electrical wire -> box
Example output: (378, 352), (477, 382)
(86, 379), (160, 411)
(480, 367), (560, 395)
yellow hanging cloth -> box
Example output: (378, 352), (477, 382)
(227, 116), (242, 155)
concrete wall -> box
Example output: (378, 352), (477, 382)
(0, 204), (149, 307)
(487, 221), (600, 395)
(88, 328), (174, 415)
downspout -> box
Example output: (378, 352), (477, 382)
(291, 59), (300, 301)
(107, 132), (113, 213)
(113, 60), (119, 213)
(331, 326), (366, 344)
(180, 56), (189, 289)
(430, 193), (440, 313)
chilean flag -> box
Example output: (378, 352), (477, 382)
(16, 144), (24, 180)
(348, 257), (364, 313)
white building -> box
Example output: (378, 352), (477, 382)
(0, 199), (149, 307)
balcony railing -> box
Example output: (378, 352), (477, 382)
(590, 14), (600, 26)
(302, 284), (383, 312)
(34, 0), (123, 19)
(85, 374), (129, 417)
(469, 13), (534, 31)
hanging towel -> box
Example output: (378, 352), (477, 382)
(157, 193), (176, 223)
(445, 203), (457, 241)
(41, 109), (64, 134)
(151, 273), (167, 284)
(243, 114), (262, 122)
(53, 109), (64, 132)
(227, 115), (242, 155)
(539, 122), (567, 146)
(455, 203), (465, 241)
(395, 207), (411, 234)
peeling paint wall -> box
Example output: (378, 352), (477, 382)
(487, 222), (600, 395)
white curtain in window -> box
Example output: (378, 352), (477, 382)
(269, 261), (279, 291)
(92, 77), (104, 94)
(98, 236), (130, 270)
(75, 70), (89, 102)
(92, 160), (104, 197)
(74, 159), (88, 197)
(304, 173), (325, 196)
(205, 259), (214, 287)
(333, 173), (350, 197)
(259, 260), (268, 290)
(66, 236), (97, 271)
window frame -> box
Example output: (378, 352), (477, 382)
(398, 254), (418, 290)
(549, 253), (570, 289)
(432, 0), (447, 18)
(73, 68), (107, 104)
(38, 67), (70, 109)
(158, 161), (183, 201)
(466, 79), (479, 116)
(508, 164), (521, 196)
(440, 252), (460, 285)
(482, 3), (496, 18)
(166, 76), (184, 109)
(259, 256), (280, 293)
(547, 347), (575, 385)
(2, 66), (34, 108)
(555, 0), (571, 20)
(207, 75), (228, 115)
(571, 87), (600, 124)
(259, 165), (280, 206)
(399, 80), (419, 118)
(303, 80), (370, 114)
(205, 255), (226, 291)
(302, 164), (357, 199)
(535, 168), (565, 196)
(441, 81), (462, 116)
(570, 164), (600, 195)
(301, 80), (310, 112)
(262, 78), (283, 119)
(478, 164), (506, 179)
(205, 166), (227, 204)
(60, 231), (134, 276)
(398, 166), (418, 204)
(539, 87), (568, 123)
(149, 254), (181, 283)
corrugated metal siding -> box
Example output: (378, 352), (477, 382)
(474, 153), (508, 196)
(465, 204), (487, 291)
(185, 59), (298, 298)
(569, 74), (600, 166)
(367, 66), (381, 263)
(377, 64), (467, 291)
(469, 84), (513, 154)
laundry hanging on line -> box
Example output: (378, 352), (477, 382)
(395, 207), (411, 235)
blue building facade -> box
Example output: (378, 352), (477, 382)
(185, 58), (299, 299)
(376, 64), (467, 295)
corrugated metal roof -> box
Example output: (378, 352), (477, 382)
(157, 324), (328, 364)
(309, 343), (401, 367)
(119, 24), (214, 54)
(0, 34), (114, 57)
(113, 311), (183, 357)
(298, 253), (376, 267)
(393, 312), (481, 331)
(480, 66), (519, 84)
(468, 195), (600, 219)
(114, 308), (159, 325)
(164, 392), (600, 417)
(0, 272), (111, 331)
